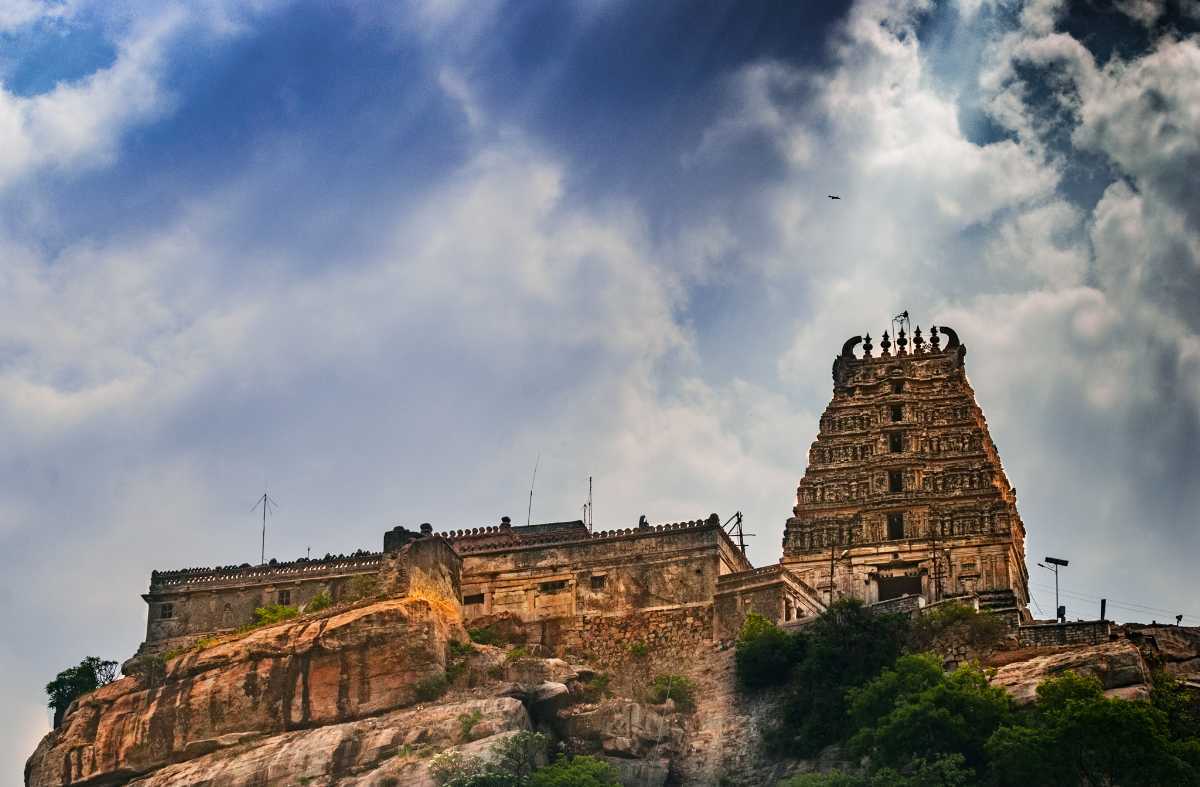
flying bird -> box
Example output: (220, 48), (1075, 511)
(827, 194), (841, 200)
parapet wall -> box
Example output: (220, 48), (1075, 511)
(150, 552), (384, 592)
(1018, 620), (1111, 648)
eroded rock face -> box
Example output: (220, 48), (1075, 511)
(127, 697), (530, 787)
(26, 598), (464, 787)
(559, 699), (684, 759)
(989, 639), (1150, 705)
(1127, 625), (1200, 679)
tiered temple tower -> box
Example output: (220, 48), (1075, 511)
(781, 319), (1030, 619)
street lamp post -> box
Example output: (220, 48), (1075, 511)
(1038, 556), (1069, 622)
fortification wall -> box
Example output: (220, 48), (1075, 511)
(562, 604), (714, 674)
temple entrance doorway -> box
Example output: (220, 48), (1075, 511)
(877, 574), (921, 601)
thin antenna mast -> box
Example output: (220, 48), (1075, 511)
(723, 511), (754, 555)
(251, 491), (279, 565)
(587, 476), (593, 532)
(526, 454), (540, 527)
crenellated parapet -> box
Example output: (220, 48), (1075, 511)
(150, 551), (384, 591)
(444, 514), (725, 555)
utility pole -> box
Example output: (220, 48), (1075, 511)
(526, 454), (540, 527)
(829, 531), (837, 604)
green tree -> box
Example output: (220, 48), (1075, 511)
(847, 654), (1012, 774)
(985, 671), (1199, 786)
(46, 657), (118, 727)
(769, 599), (908, 755)
(734, 612), (804, 691)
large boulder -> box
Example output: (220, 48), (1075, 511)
(559, 699), (684, 759)
(1127, 625), (1200, 679)
(26, 597), (465, 787)
(127, 697), (530, 786)
(989, 639), (1151, 705)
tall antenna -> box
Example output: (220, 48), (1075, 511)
(723, 511), (754, 554)
(587, 476), (593, 532)
(526, 453), (540, 527)
(251, 490), (279, 565)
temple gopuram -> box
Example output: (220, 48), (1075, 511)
(781, 317), (1031, 621)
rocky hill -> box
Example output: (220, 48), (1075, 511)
(25, 591), (1200, 786)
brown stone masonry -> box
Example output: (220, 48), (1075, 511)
(781, 322), (1030, 618)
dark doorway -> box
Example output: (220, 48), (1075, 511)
(887, 512), (904, 539)
(878, 575), (921, 601)
(889, 470), (903, 492)
(889, 432), (903, 453)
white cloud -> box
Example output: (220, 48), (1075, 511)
(0, 9), (182, 189)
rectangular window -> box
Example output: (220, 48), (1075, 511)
(590, 575), (607, 590)
(889, 470), (903, 492)
(889, 432), (903, 453)
(159, 603), (174, 620)
(539, 580), (569, 593)
(278, 590), (291, 606)
(890, 404), (903, 422)
(887, 512), (905, 540)
(463, 593), (485, 605)
(892, 381), (904, 394)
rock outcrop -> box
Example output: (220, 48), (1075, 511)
(127, 697), (530, 787)
(26, 597), (463, 787)
(989, 639), (1151, 705)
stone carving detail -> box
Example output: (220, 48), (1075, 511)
(783, 321), (1030, 612)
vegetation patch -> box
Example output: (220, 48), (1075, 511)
(740, 600), (1200, 785)
(468, 625), (504, 646)
(504, 646), (530, 663)
(429, 731), (618, 786)
(413, 674), (449, 703)
(647, 674), (696, 711)
(627, 641), (649, 658)
(906, 602), (1006, 654)
(304, 591), (333, 613)
(457, 708), (483, 741)
(45, 657), (118, 725)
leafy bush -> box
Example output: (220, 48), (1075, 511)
(430, 731), (549, 787)
(907, 602), (1006, 653)
(414, 674), (449, 702)
(578, 672), (611, 702)
(244, 603), (299, 629)
(345, 574), (381, 602)
(505, 646), (530, 663)
(45, 657), (118, 726)
(305, 591), (333, 613)
(469, 626), (504, 646)
(628, 642), (649, 658)
(647, 674), (697, 711)
(528, 755), (620, 786)
(778, 754), (974, 787)
(450, 640), (475, 659)
(735, 612), (804, 690)
(458, 709), (484, 740)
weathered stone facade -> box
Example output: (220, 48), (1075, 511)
(443, 515), (753, 644)
(139, 537), (460, 656)
(781, 323), (1030, 619)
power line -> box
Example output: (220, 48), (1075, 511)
(1029, 582), (1198, 622)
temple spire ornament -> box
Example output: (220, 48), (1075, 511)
(782, 319), (1030, 620)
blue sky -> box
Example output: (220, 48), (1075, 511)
(3, 0), (1200, 776)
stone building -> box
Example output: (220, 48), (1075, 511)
(135, 319), (1035, 659)
(139, 535), (460, 656)
(781, 321), (1030, 620)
